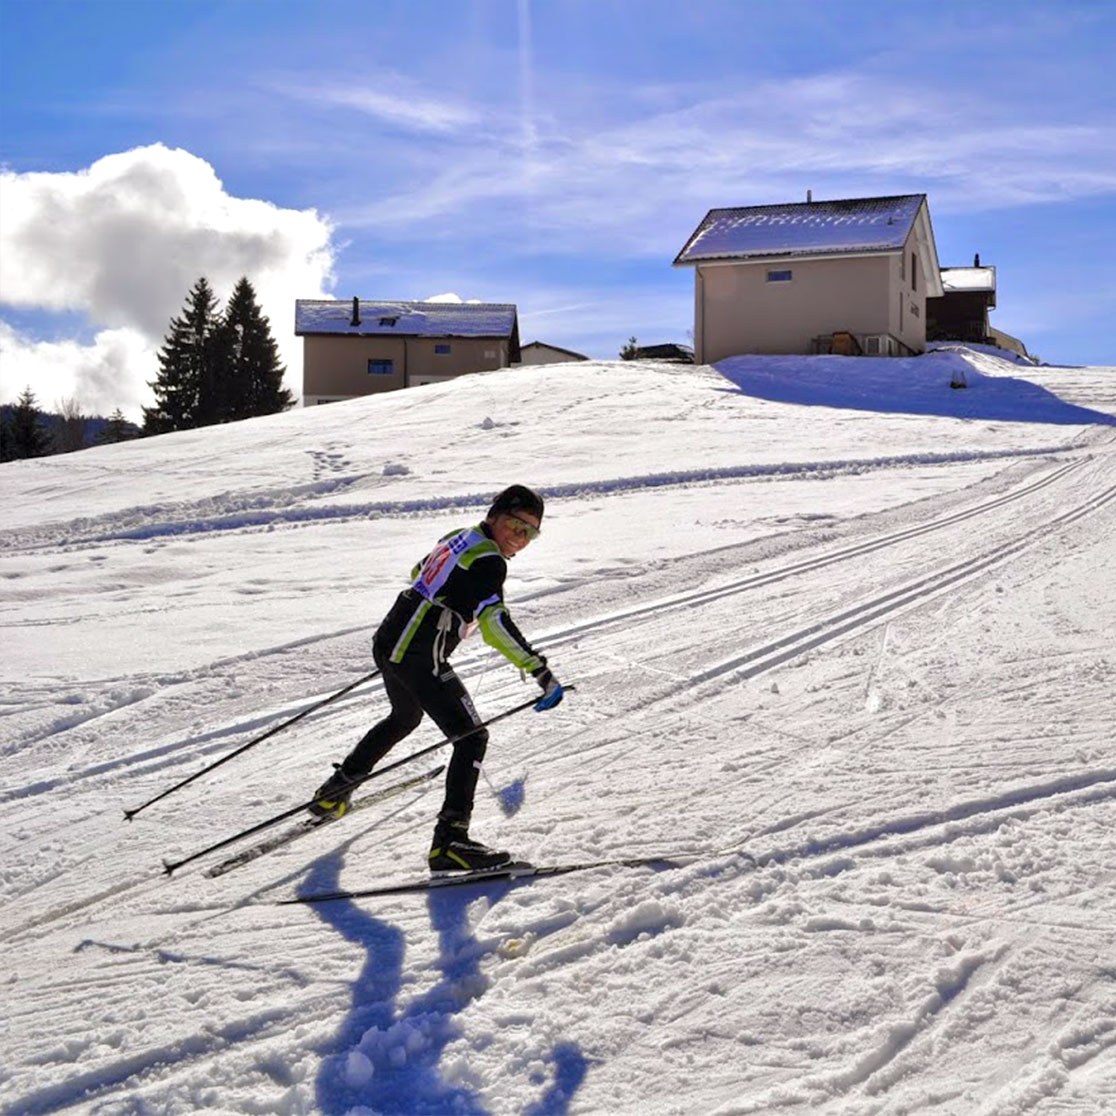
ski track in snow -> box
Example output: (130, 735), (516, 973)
(2, 352), (1115, 1115)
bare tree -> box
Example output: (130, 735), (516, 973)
(55, 397), (88, 454)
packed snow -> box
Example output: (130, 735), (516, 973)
(2, 347), (1115, 1115)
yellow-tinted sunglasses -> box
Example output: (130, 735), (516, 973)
(504, 512), (541, 541)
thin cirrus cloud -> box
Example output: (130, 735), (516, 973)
(323, 66), (1115, 262)
(277, 78), (483, 135)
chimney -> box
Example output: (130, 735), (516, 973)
(806, 189), (813, 203)
(973, 252), (981, 267)
(350, 296), (361, 327)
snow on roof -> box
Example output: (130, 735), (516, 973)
(940, 267), (996, 293)
(295, 300), (518, 338)
(674, 194), (926, 265)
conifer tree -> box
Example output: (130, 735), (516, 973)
(215, 277), (293, 421)
(143, 277), (220, 434)
(620, 336), (639, 360)
(96, 408), (140, 444)
(3, 387), (53, 460)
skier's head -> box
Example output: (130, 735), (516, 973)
(486, 484), (544, 558)
(487, 484), (545, 524)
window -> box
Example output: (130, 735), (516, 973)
(484, 349), (497, 359)
(368, 358), (394, 375)
(434, 343), (451, 355)
(379, 316), (399, 327)
(766, 269), (793, 283)
(911, 253), (917, 292)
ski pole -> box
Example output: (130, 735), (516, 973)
(125, 669), (381, 821)
(162, 689), (566, 875)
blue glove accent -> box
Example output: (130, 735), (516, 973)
(534, 678), (564, 712)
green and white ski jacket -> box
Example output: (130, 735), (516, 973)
(375, 523), (547, 675)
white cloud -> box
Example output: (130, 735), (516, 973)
(332, 66), (1116, 258)
(0, 144), (336, 416)
(286, 82), (481, 133)
(0, 322), (154, 420)
(422, 292), (481, 304)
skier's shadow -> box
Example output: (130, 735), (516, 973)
(304, 852), (588, 1114)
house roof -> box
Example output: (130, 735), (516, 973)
(673, 194), (928, 265)
(940, 266), (996, 293)
(634, 343), (694, 362)
(295, 299), (518, 339)
(521, 341), (590, 361)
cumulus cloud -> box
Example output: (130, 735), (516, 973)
(0, 322), (154, 419)
(0, 144), (336, 417)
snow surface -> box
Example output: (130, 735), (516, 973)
(2, 347), (1115, 1115)
(940, 268), (995, 294)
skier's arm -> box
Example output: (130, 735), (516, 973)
(470, 557), (546, 673)
(476, 596), (547, 673)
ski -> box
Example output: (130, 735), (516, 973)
(163, 694), (543, 875)
(200, 765), (444, 879)
(278, 851), (716, 904)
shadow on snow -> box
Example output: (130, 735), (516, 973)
(714, 355), (1116, 426)
(304, 851), (588, 1115)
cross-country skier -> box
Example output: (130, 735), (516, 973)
(308, 484), (564, 871)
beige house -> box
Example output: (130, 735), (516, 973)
(296, 298), (520, 405)
(517, 340), (589, 365)
(673, 194), (943, 363)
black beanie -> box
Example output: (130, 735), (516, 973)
(487, 484), (545, 521)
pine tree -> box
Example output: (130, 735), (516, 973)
(216, 277), (293, 421)
(620, 336), (639, 360)
(3, 387), (53, 460)
(96, 408), (140, 444)
(143, 277), (220, 434)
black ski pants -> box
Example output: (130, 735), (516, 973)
(343, 641), (489, 827)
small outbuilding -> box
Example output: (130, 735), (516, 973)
(517, 341), (590, 365)
(926, 262), (996, 344)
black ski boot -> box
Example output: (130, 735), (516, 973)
(308, 764), (360, 819)
(428, 820), (510, 872)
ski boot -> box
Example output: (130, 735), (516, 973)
(428, 820), (511, 872)
(308, 764), (360, 819)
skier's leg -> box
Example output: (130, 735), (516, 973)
(342, 644), (424, 774)
(404, 663), (488, 826)
(308, 644), (423, 817)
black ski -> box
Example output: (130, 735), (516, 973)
(202, 766), (444, 879)
(278, 851), (713, 904)
(163, 694), (543, 875)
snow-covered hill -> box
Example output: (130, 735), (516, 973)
(2, 348), (1115, 1114)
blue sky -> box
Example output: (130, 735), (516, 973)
(1, 0), (1114, 416)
